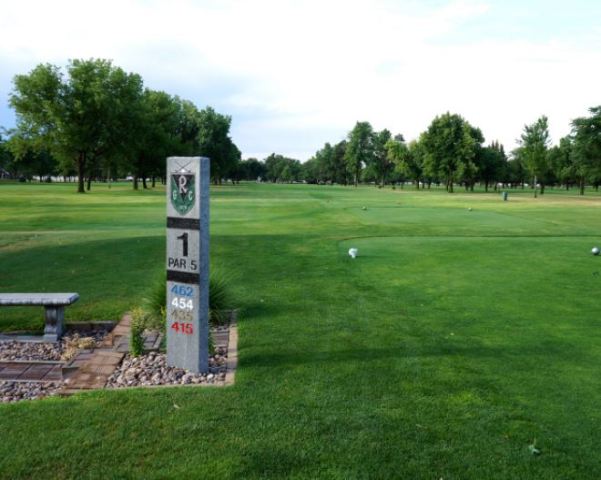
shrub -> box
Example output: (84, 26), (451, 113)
(129, 307), (148, 356)
(209, 271), (234, 326)
(142, 274), (167, 331)
(142, 271), (235, 328)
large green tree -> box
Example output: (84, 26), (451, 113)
(571, 106), (601, 194)
(547, 136), (574, 191)
(331, 140), (349, 185)
(10, 59), (144, 192)
(421, 112), (477, 193)
(196, 107), (240, 184)
(236, 158), (266, 181)
(127, 89), (183, 189)
(0, 132), (15, 176)
(479, 141), (507, 192)
(385, 136), (412, 187)
(518, 115), (551, 195)
(264, 153), (302, 183)
(345, 121), (374, 187)
(459, 126), (484, 191)
(370, 129), (394, 187)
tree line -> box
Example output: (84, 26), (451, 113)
(2, 59), (600, 195)
(232, 108), (601, 196)
(1, 59), (240, 192)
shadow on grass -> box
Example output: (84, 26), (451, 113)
(241, 340), (585, 370)
(0, 235), (165, 331)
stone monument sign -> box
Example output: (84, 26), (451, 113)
(166, 157), (210, 373)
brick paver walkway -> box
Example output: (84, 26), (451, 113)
(61, 314), (133, 394)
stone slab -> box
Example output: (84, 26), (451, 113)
(0, 363), (30, 379)
(0, 362), (63, 382)
(224, 321), (238, 386)
(20, 364), (54, 380)
(0, 293), (79, 306)
(42, 366), (63, 381)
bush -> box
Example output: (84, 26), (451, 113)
(140, 271), (235, 329)
(142, 275), (167, 331)
(129, 307), (148, 356)
(209, 271), (234, 326)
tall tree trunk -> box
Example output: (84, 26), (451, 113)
(540, 183), (545, 195)
(133, 175), (139, 190)
(152, 176), (156, 188)
(142, 175), (147, 189)
(86, 176), (92, 191)
(77, 153), (85, 193)
(580, 178), (585, 195)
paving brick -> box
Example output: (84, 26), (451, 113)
(91, 365), (117, 375)
(213, 332), (229, 343)
(42, 366), (63, 381)
(20, 364), (53, 380)
(69, 359), (87, 368)
(0, 363), (30, 379)
(95, 350), (124, 360)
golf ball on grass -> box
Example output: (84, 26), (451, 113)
(593, 247), (600, 256)
(348, 248), (358, 259)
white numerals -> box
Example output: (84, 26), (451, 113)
(171, 297), (194, 310)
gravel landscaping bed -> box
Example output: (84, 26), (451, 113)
(106, 345), (228, 388)
(0, 328), (110, 362)
(0, 327), (111, 403)
(0, 381), (63, 403)
(0, 324), (232, 401)
(0, 341), (63, 362)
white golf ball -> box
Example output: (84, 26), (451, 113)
(348, 248), (358, 258)
(592, 247), (600, 256)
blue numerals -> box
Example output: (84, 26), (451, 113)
(171, 284), (193, 297)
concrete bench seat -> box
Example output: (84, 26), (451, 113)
(0, 293), (79, 342)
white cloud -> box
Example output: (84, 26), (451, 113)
(1, 0), (600, 159)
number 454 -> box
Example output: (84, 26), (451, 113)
(171, 297), (193, 310)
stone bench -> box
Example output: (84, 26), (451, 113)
(0, 293), (79, 342)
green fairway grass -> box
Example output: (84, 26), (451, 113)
(1, 181), (601, 478)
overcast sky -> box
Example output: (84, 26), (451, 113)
(1, 0), (600, 160)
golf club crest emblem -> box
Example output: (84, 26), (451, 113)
(170, 168), (195, 215)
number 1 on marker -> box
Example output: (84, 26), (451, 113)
(177, 232), (188, 257)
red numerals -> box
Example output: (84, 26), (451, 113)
(171, 322), (193, 335)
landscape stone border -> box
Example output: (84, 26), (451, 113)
(0, 313), (238, 402)
(61, 313), (238, 394)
